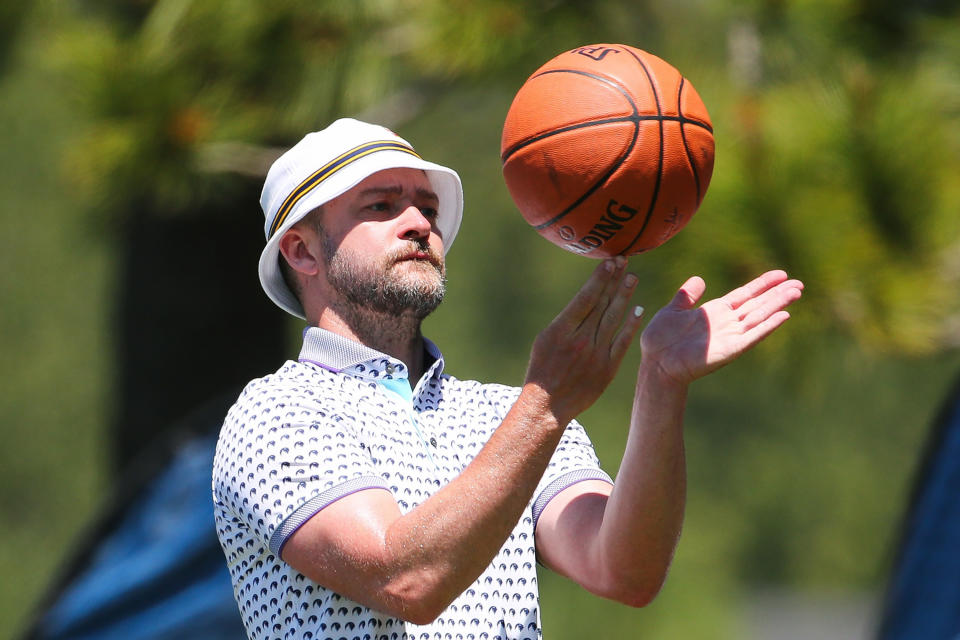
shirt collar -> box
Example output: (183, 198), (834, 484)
(298, 326), (445, 382)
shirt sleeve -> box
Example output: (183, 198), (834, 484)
(531, 417), (613, 530)
(213, 369), (390, 558)
(477, 382), (613, 530)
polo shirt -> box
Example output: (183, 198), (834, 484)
(213, 327), (612, 640)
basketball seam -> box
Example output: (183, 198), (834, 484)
(501, 65), (711, 162)
(618, 47), (665, 256)
(682, 116), (713, 133)
(501, 68), (639, 162)
(503, 68), (642, 232)
(501, 114), (709, 162)
(677, 77), (704, 205)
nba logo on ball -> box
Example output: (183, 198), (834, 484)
(501, 43), (715, 258)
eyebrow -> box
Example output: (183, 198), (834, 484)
(359, 184), (439, 204)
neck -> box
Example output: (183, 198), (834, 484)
(313, 304), (427, 382)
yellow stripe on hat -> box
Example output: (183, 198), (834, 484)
(269, 140), (420, 239)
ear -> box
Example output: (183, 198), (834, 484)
(278, 226), (321, 278)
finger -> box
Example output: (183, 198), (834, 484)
(740, 283), (803, 330)
(741, 310), (792, 347)
(577, 256), (628, 332)
(595, 270), (639, 343)
(557, 259), (620, 328)
(721, 270), (790, 310)
(669, 276), (707, 310)
(610, 303), (645, 364)
(735, 279), (804, 322)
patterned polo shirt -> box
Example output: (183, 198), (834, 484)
(213, 327), (612, 640)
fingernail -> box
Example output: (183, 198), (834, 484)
(633, 305), (644, 317)
(624, 274), (638, 288)
(615, 256), (626, 268)
(604, 260), (615, 272)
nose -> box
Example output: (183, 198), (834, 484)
(397, 205), (432, 241)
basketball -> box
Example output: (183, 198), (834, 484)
(501, 44), (715, 258)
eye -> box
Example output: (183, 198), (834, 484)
(366, 201), (391, 212)
(419, 206), (439, 220)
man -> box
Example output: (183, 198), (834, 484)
(213, 118), (804, 640)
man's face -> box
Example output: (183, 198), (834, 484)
(317, 167), (446, 319)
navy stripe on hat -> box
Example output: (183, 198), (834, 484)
(268, 140), (420, 239)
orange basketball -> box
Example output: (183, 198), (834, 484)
(501, 44), (714, 258)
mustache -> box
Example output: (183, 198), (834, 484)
(388, 241), (444, 270)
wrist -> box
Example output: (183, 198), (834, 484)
(636, 359), (689, 398)
(517, 382), (572, 432)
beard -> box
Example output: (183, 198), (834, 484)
(322, 233), (446, 320)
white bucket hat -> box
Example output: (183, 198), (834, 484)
(258, 118), (464, 319)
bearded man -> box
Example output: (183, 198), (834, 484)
(213, 118), (803, 640)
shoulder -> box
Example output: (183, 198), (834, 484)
(212, 362), (374, 495)
(435, 374), (522, 407)
(242, 358), (334, 396)
(216, 361), (369, 450)
(227, 360), (361, 416)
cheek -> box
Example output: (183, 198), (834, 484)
(429, 229), (445, 254)
(338, 224), (383, 250)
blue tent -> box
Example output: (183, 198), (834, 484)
(19, 153), (280, 640)
(22, 397), (245, 640)
(878, 375), (960, 639)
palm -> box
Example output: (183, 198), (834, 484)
(640, 271), (804, 384)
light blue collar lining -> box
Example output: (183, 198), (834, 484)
(377, 377), (413, 402)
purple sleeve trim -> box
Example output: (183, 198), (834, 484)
(269, 475), (391, 557)
(531, 468), (613, 531)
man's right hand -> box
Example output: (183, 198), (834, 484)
(523, 257), (645, 426)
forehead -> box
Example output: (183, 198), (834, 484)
(342, 167), (435, 201)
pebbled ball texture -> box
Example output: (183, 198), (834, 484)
(501, 43), (714, 258)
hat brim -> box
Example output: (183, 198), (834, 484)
(258, 151), (463, 319)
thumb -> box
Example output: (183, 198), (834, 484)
(670, 276), (706, 310)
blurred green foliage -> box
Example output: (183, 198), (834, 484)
(37, 0), (960, 354)
(4, 0), (960, 638)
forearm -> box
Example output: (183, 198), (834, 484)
(593, 362), (688, 603)
(364, 384), (567, 621)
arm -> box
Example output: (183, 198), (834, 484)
(281, 257), (645, 623)
(536, 270), (804, 606)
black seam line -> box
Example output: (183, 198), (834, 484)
(531, 120), (640, 231)
(517, 69), (641, 231)
(677, 77), (703, 205)
(502, 68), (639, 162)
(269, 141), (417, 238)
(501, 114), (710, 165)
(619, 48), (666, 256)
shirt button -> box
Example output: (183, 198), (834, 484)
(429, 437), (437, 447)
(385, 364), (395, 375)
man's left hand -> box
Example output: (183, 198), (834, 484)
(639, 270), (804, 385)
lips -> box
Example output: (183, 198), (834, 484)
(393, 246), (441, 269)
(400, 251), (430, 261)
